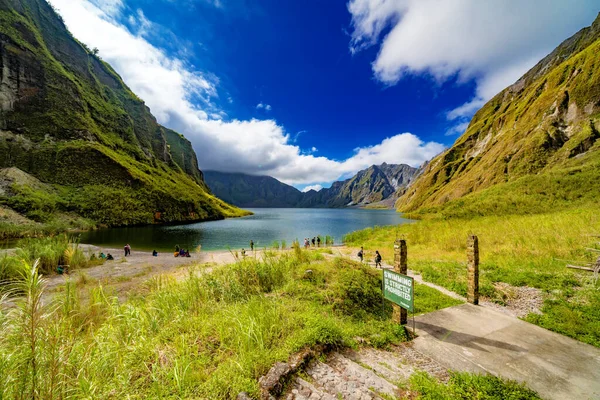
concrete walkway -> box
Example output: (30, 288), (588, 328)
(411, 303), (600, 400)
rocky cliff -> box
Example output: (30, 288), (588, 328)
(299, 163), (417, 208)
(397, 13), (600, 215)
(0, 0), (244, 231)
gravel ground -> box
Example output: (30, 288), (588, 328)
(481, 282), (544, 318)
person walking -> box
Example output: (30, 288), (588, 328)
(357, 247), (364, 263)
(374, 250), (382, 268)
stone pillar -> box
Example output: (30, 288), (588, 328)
(392, 239), (408, 324)
(467, 235), (479, 305)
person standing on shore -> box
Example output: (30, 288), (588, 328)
(317, 236), (321, 247)
(124, 244), (131, 257)
(250, 240), (254, 251)
(374, 251), (382, 268)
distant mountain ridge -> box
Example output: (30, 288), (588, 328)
(204, 163), (418, 208)
(203, 171), (303, 208)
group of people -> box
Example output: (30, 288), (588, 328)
(303, 236), (322, 249)
(99, 252), (114, 260)
(118, 244), (188, 258)
(174, 245), (191, 258)
(357, 247), (382, 268)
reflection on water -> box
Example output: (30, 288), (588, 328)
(78, 208), (412, 251)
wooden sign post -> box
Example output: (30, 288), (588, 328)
(392, 239), (408, 324)
(467, 235), (479, 305)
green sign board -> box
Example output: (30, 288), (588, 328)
(383, 269), (414, 312)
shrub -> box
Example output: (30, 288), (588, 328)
(332, 261), (385, 318)
(0, 255), (21, 284)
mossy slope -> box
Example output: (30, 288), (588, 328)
(0, 0), (246, 230)
(397, 13), (600, 214)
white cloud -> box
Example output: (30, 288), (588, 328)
(49, 0), (444, 186)
(302, 184), (323, 193)
(444, 121), (469, 137)
(88, 0), (123, 16)
(256, 102), (272, 111)
(348, 0), (598, 120)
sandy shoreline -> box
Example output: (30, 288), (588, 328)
(28, 244), (349, 303)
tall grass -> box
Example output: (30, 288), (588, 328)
(1, 235), (92, 284)
(0, 250), (461, 398)
(0, 260), (57, 399)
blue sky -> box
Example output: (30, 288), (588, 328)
(51, 0), (598, 190)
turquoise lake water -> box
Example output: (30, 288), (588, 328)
(77, 208), (412, 251)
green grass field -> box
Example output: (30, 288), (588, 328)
(344, 206), (600, 347)
(0, 247), (465, 399)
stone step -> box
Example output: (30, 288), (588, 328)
(287, 352), (400, 400)
(286, 377), (337, 400)
(284, 346), (451, 399)
(343, 344), (450, 384)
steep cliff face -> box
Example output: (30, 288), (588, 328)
(397, 13), (600, 214)
(0, 0), (243, 229)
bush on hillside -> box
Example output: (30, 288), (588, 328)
(331, 258), (387, 318)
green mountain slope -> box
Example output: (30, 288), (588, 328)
(397, 13), (600, 216)
(0, 0), (245, 233)
(205, 164), (417, 208)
